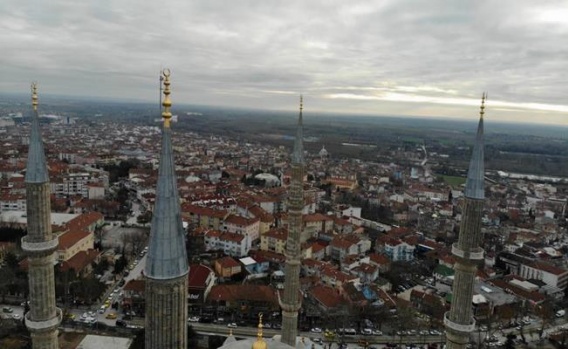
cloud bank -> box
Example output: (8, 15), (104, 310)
(1, 0), (567, 124)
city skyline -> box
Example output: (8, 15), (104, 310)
(1, 1), (568, 124)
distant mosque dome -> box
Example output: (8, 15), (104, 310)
(318, 145), (328, 158)
(185, 175), (201, 183)
(254, 173), (281, 186)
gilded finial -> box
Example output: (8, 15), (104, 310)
(479, 92), (486, 120)
(257, 312), (263, 339)
(251, 312), (267, 349)
(161, 69), (172, 128)
(31, 82), (38, 112)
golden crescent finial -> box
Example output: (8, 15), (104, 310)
(257, 312), (263, 338)
(161, 69), (172, 128)
(31, 82), (38, 112)
(479, 92), (486, 120)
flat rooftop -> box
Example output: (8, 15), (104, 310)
(77, 334), (132, 349)
(0, 210), (78, 226)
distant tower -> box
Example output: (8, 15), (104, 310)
(280, 96), (305, 346)
(145, 70), (189, 349)
(445, 94), (487, 349)
(318, 145), (328, 162)
(22, 83), (61, 349)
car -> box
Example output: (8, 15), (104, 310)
(361, 328), (372, 335)
(227, 323), (238, 328)
(310, 327), (322, 333)
(118, 279), (126, 287)
(106, 313), (117, 319)
(372, 330), (383, 336)
(12, 314), (21, 319)
(87, 311), (96, 317)
(114, 288), (120, 293)
(188, 316), (200, 322)
(98, 307), (105, 314)
(80, 312), (88, 319)
(312, 338), (323, 345)
(116, 319), (127, 327)
(480, 325), (488, 331)
(65, 313), (76, 320)
(2, 307), (13, 313)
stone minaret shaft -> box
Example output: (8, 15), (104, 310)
(280, 96), (305, 346)
(445, 94), (487, 349)
(145, 70), (189, 349)
(22, 83), (61, 349)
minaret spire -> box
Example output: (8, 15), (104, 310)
(292, 95), (304, 165)
(464, 93), (486, 200)
(22, 82), (62, 349)
(145, 69), (189, 349)
(280, 95), (305, 346)
(445, 93), (487, 349)
(25, 82), (49, 183)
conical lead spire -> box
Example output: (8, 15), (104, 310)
(464, 93), (486, 200)
(291, 95), (304, 164)
(145, 69), (189, 279)
(25, 82), (49, 184)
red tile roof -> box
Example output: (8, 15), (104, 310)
(208, 284), (277, 304)
(310, 285), (343, 309)
(188, 264), (214, 288)
(58, 230), (91, 250)
(124, 279), (145, 293)
(60, 249), (100, 273)
(216, 256), (240, 269)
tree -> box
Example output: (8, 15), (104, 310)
(4, 251), (19, 269)
(114, 254), (128, 274)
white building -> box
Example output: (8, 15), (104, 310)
(519, 261), (568, 289)
(204, 230), (250, 257)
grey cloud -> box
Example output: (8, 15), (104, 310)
(0, 0), (567, 123)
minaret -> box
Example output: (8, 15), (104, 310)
(280, 96), (305, 346)
(22, 83), (61, 349)
(145, 69), (189, 349)
(445, 93), (487, 349)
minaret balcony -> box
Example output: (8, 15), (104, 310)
(25, 307), (62, 331)
(21, 236), (59, 254)
(451, 244), (484, 261)
(444, 312), (475, 333)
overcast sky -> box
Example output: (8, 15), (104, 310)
(1, 1), (567, 125)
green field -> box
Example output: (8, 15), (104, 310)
(439, 175), (467, 186)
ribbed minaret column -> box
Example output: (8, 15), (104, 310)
(280, 96), (305, 346)
(445, 94), (487, 349)
(145, 70), (189, 349)
(22, 83), (61, 349)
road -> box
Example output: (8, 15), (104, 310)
(188, 322), (446, 345)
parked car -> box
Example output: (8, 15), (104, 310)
(227, 323), (238, 328)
